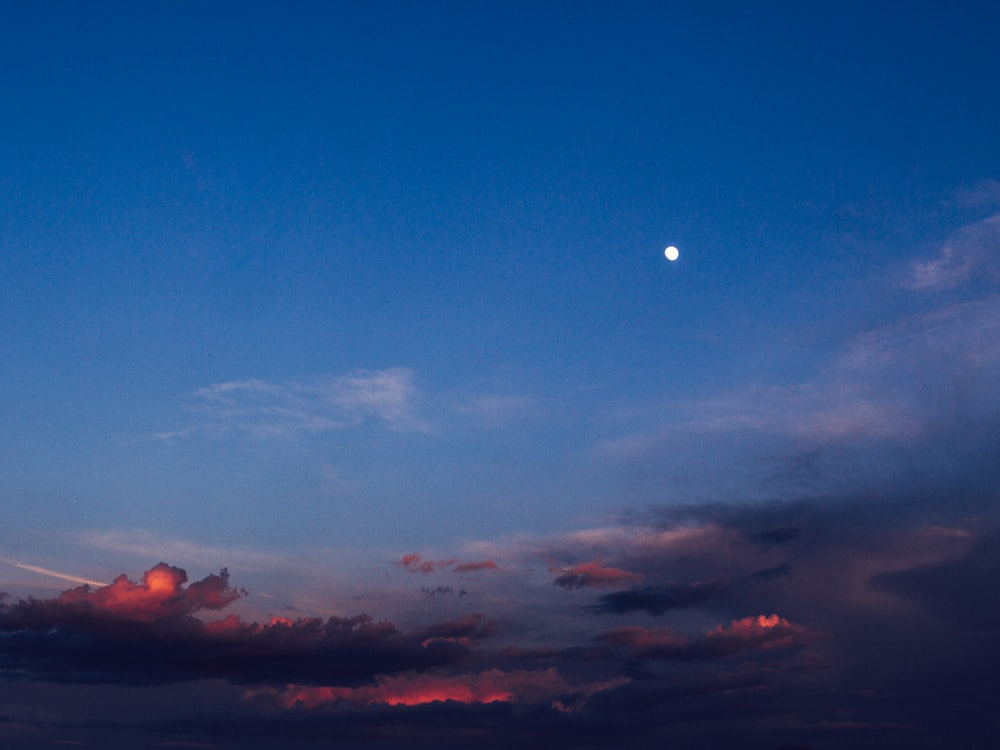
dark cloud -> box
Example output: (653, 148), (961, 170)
(421, 586), (467, 598)
(0, 565), (480, 687)
(746, 525), (800, 545)
(872, 528), (1000, 631)
(596, 614), (813, 661)
(587, 579), (727, 615)
(749, 562), (792, 580)
(4, 493), (1000, 749)
(550, 559), (642, 589)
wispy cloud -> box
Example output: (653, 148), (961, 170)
(598, 217), (1000, 472)
(903, 213), (1000, 291)
(157, 367), (427, 439)
(455, 394), (536, 427)
(79, 529), (289, 572)
(0, 556), (109, 588)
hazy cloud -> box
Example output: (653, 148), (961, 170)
(160, 368), (426, 439)
(904, 213), (1000, 291)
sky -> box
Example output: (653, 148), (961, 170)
(2, 1), (1000, 747)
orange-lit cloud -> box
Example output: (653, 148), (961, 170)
(13, 563), (243, 624)
(0, 564), (486, 686)
(253, 667), (629, 710)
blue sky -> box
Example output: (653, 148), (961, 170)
(2, 3), (1000, 748)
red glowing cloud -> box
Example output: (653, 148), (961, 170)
(0, 564), (486, 686)
(11, 563), (242, 625)
(254, 667), (629, 710)
(708, 613), (808, 652)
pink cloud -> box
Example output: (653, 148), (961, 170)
(550, 559), (642, 589)
(17, 563), (242, 624)
(398, 553), (500, 575)
(598, 614), (813, 660)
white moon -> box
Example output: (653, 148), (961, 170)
(664, 245), (679, 262)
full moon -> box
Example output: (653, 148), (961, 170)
(664, 245), (679, 262)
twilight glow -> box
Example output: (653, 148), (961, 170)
(2, 3), (999, 749)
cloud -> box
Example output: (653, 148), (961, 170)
(453, 560), (500, 573)
(79, 529), (289, 572)
(588, 579), (728, 615)
(398, 554), (499, 576)
(3, 504), (998, 749)
(0, 556), (109, 588)
(456, 394), (535, 427)
(597, 614), (813, 660)
(872, 528), (1000, 630)
(252, 668), (629, 710)
(903, 213), (1000, 291)
(549, 559), (643, 589)
(399, 553), (438, 575)
(159, 367), (426, 439)
(0, 564), (482, 686)
(1, 563), (241, 626)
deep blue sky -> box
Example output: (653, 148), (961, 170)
(2, 3), (1000, 748)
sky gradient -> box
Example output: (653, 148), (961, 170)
(2, 2), (1000, 748)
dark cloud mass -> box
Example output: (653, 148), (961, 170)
(4, 498), (1000, 750)
(588, 579), (728, 615)
(0, 565), (475, 686)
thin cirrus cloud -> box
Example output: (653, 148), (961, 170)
(157, 367), (427, 440)
(903, 213), (1000, 291)
(597, 218), (1000, 485)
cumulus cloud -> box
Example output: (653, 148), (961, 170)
(0, 564), (483, 686)
(1, 563), (241, 627)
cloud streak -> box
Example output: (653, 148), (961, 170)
(158, 367), (426, 439)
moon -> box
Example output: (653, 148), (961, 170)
(664, 245), (679, 262)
